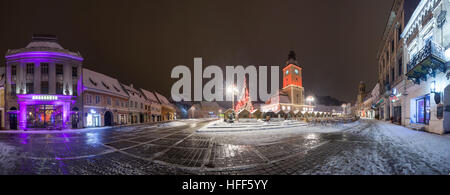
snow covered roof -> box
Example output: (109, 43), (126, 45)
(140, 88), (160, 104)
(121, 84), (147, 102)
(6, 35), (82, 58)
(83, 68), (129, 98)
(154, 92), (174, 107)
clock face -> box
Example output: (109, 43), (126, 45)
(295, 69), (299, 74)
(286, 70), (289, 75)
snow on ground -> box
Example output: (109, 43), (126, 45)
(309, 120), (450, 175)
(0, 142), (20, 174)
(198, 120), (363, 145)
(156, 121), (187, 128)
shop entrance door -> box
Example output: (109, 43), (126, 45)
(416, 95), (430, 124)
(9, 113), (17, 130)
(394, 106), (401, 124)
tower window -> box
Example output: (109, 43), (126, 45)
(295, 69), (299, 74)
(286, 70), (289, 75)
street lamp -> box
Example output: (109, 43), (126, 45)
(431, 80), (442, 104)
(306, 96), (315, 106)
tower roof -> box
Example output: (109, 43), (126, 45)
(286, 50), (299, 66)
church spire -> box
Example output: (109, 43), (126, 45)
(286, 50), (298, 66)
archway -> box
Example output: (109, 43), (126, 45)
(444, 84), (450, 133)
(105, 111), (113, 126)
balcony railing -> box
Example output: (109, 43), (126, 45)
(406, 41), (447, 84)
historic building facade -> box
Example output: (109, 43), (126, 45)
(401, 0), (450, 134)
(121, 84), (148, 124)
(376, 0), (408, 122)
(155, 92), (176, 121)
(83, 68), (129, 127)
(4, 35), (83, 130)
(140, 88), (162, 122)
(261, 51), (314, 116)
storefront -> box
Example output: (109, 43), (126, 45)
(17, 95), (74, 130)
(86, 109), (101, 127)
(410, 94), (431, 125)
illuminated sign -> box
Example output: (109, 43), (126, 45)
(32, 95), (58, 100)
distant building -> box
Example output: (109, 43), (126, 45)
(155, 92), (176, 121)
(140, 88), (162, 122)
(121, 84), (148, 124)
(188, 102), (224, 119)
(261, 51), (314, 116)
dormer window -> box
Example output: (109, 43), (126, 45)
(101, 81), (110, 90)
(113, 85), (121, 92)
(89, 78), (97, 86)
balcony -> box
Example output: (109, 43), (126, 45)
(406, 41), (447, 84)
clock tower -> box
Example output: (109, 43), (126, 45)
(282, 51), (305, 105)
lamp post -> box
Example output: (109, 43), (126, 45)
(306, 96), (315, 106)
(228, 85), (238, 120)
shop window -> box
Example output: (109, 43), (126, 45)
(415, 94), (431, 124)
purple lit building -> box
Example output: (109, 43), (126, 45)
(4, 35), (84, 130)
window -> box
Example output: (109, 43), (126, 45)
(72, 67), (78, 78)
(26, 83), (34, 94)
(56, 82), (64, 94)
(141, 103), (143, 109)
(41, 81), (49, 94)
(130, 101), (133, 107)
(41, 63), (49, 75)
(56, 64), (63, 75)
(135, 102), (138, 108)
(11, 84), (16, 96)
(294, 69), (299, 74)
(95, 96), (101, 104)
(107, 97), (112, 105)
(391, 68), (395, 82)
(11, 65), (17, 76)
(73, 83), (77, 96)
(86, 95), (92, 104)
(398, 58), (403, 76)
(286, 70), (289, 75)
(26, 63), (34, 74)
(391, 40), (395, 53)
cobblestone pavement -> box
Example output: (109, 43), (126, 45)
(0, 119), (449, 175)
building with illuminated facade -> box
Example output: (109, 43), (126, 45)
(83, 68), (130, 127)
(155, 92), (176, 121)
(261, 51), (314, 116)
(4, 34), (83, 130)
(140, 88), (162, 122)
(376, 0), (409, 123)
(121, 83), (148, 124)
(400, 0), (450, 134)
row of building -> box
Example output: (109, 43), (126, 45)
(186, 51), (348, 120)
(0, 35), (176, 130)
(356, 0), (450, 134)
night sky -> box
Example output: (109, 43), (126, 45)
(0, 0), (394, 103)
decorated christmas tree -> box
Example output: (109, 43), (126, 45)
(234, 77), (254, 113)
